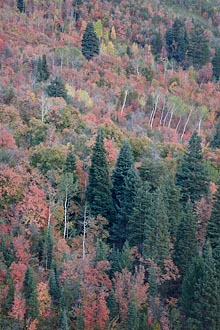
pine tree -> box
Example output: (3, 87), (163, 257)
(126, 292), (139, 330)
(186, 242), (220, 330)
(82, 22), (100, 60)
(212, 49), (220, 81)
(166, 18), (188, 64)
(1, 276), (15, 315)
(210, 122), (220, 149)
(36, 55), (50, 82)
(45, 76), (67, 100)
(176, 131), (209, 204)
(49, 262), (61, 304)
(206, 184), (220, 249)
(143, 189), (170, 266)
(174, 201), (198, 276)
(111, 141), (137, 248)
(23, 267), (39, 320)
(60, 309), (69, 330)
(86, 129), (114, 221)
(127, 182), (152, 249)
(187, 24), (210, 69)
(17, 0), (25, 12)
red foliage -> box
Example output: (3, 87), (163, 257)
(0, 124), (16, 149)
(10, 262), (27, 292)
(12, 235), (30, 264)
(9, 295), (26, 321)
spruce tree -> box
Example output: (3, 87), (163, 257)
(174, 201), (198, 276)
(45, 76), (67, 100)
(212, 49), (220, 81)
(82, 22), (99, 60)
(166, 18), (188, 64)
(127, 182), (152, 250)
(60, 309), (69, 330)
(23, 267), (39, 320)
(176, 131), (209, 204)
(143, 188), (170, 266)
(186, 242), (220, 330)
(36, 55), (50, 83)
(126, 292), (139, 330)
(49, 262), (61, 304)
(17, 0), (25, 12)
(86, 129), (114, 221)
(206, 184), (220, 249)
(111, 141), (137, 248)
(187, 24), (210, 69)
(210, 122), (220, 149)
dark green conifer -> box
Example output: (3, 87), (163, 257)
(23, 267), (39, 320)
(206, 184), (220, 249)
(127, 182), (152, 249)
(49, 262), (61, 304)
(212, 49), (220, 81)
(187, 24), (210, 69)
(17, 0), (25, 12)
(81, 22), (99, 60)
(174, 201), (198, 276)
(111, 141), (138, 248)
(1, 276), (15, 315)
(210, 123), (220, 149)
(126, 292), (139, 330)
(86, 129), (114, 221)
(36, 54), (50, 82)
(60, 309), (69, 330)
(45, 76), (67, 100)
(166, 18), (188, 64)
(176, 131), (209, 204)
(143, 189), (170, 266)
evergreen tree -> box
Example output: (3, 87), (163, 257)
(17, 0), (25, 12)
(166, 18), (188, 64)
(150, 31), (162, 57)
(49, 262), (61, 304)
(107, 290), (119, 321)
(111, 141), (138, 248)
(139, 155), (166, 192)
(174, 201), (198, 276)
(127, 182), (152, 250)
(126, 292), (139, 330)
(206, 184), (220, 249)
(86, 129), (114, 221)
(44, 228), (53, 270)
(60, 309), (69, 330)
(187, 24), (210, 69)
(23, 267), (39, 320)
(143, 189), (170, 266)
(45, 76), (67, 100)
(63, 146), (76, 176)
(186, 242), (220, 330)
(119, 241), (132, 271)
(81, 22), (100, 60)
(212, 49), (220, 81)
(176, 131), (209, 204)
(1, 276), (15, 315)
(210, 122), (220, 149)
(36, 54), (50, 82)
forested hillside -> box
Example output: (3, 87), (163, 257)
(1, 0), (220, 329)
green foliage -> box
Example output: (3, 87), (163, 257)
(23, 267), (39, 320)
(150, 31), (162, 57)
(87, 129), (114, 221)
(2, 241), (15, 267)
(176, 131), (209, 204)
(45, 76), (68, 101)
(36, 54), (50, 83)
(49, 262), (61, 304)
(27, 118), (48, 147)
(206, 184), (220, 249)
(143, 189), (170, 265)
(174, 201), (198, 275)
(17, 0), (25, 12)
(126, 292), (139, 330)
(212, 49), (220, 81)
(187, 24), (210, 69)
(210, 123), (220, 149)
(60, 309), (69, 330)
(1, 277), (15, 315)
(82, 22), (100, 60)
(166, 18), (188, 64)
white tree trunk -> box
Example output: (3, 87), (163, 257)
(83, 202), (87, 260)
(63, 187), (68, 239)
(121, 90), (128, 115)
(181, 108), (193, 141)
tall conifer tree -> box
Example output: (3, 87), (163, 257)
(23, 267), (39, 320)
(206, 184), (220, 249)
(87, 129), (114, 221)
(82, 22), (99, 60)
(176, 131), (209, 204)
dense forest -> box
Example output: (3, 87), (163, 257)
(1, 0), (220, 329)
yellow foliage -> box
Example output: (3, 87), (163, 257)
(76, 89), (93, 108)
(100, 42), (107, 54)
(131, 42), (139, 55)
(107, 41), (116, 55)
(65, 83), (75, 98)
(110, 26), (116, 40)
(94, 19), (103, 39)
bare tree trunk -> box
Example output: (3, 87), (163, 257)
(159, 95), (167, 126)
(64, 187), (68, 239)
(168, 106), (175, 128)
(83, 202), (87, 260)
(121, 90), (128, 115)
(181, 108), (193, 141)
(149, 93), (160, 128)
(175, 117), (182, 133)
